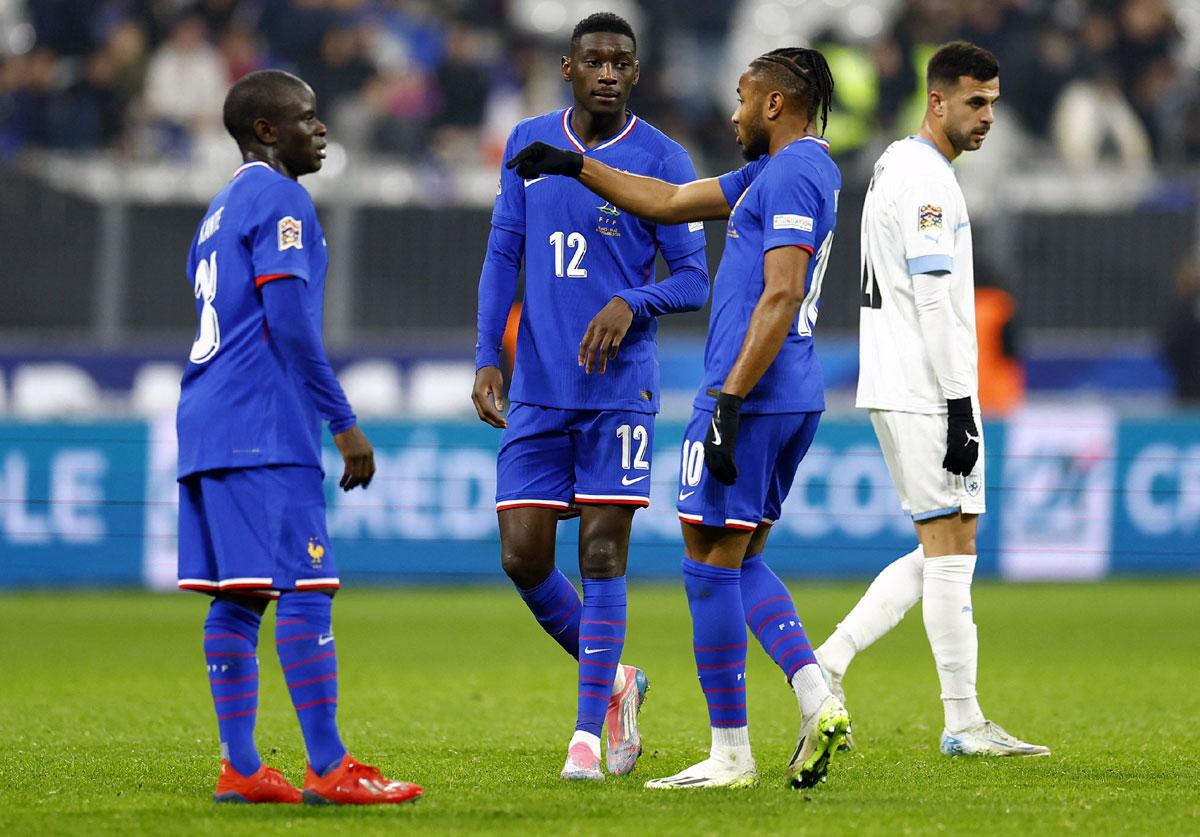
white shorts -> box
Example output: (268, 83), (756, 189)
(869, 409), (986, 521)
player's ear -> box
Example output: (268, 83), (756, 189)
(929, 87), (945, 118)
(766, 90), (785, 120)
(253, 117), (276, 145)
(561, 54), (571, 83)
(631, 59), (640, 87)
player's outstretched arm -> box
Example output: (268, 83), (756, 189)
(506, 142), (731, 224)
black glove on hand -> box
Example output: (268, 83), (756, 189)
(505, 141), (584, 179)
(704, 393), (744, 486)
(943, 396), (980, 476)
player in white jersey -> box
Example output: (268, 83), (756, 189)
(816, 41), (1049, 758)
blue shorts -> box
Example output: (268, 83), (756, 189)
(496, 402), (655, 512)
(177, 465), (338, 597)
(676, 409), (821, 531)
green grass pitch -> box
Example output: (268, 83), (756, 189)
(1, 580), (1198, 835)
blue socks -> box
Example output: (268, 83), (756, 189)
(682, 558), (748, 729)
(575, 576), (627, 736)
(517, 568), (582, 659)
(741, 554), (817, 680)
(204, 599), (263, 776)
(275, 592), (347, 776)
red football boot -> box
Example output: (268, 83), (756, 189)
(213, 760), (302, 804)
(302, 754), (423, 805)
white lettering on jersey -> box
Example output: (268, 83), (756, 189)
(189, 251), (220, 364)
(198, 207), (224, 245)
(277, 216), (303, 251)
(773, 214), (814, 232)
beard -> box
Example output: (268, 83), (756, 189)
(946, 123), (983, 153)
(738, 117), (770, 161)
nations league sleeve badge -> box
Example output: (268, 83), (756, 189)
(277, 216), (304, 251)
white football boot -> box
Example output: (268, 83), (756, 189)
(940, 720), (1051, 757)
(644, 752), (757, 789)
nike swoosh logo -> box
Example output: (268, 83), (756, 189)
(621, 474), (649, 486)
(317, 634), (335, 646)
(710, 415), (722, 446)
(678, 490), (695, 501)
(583, 646), (609, 655)
(524, 177), (547, 187)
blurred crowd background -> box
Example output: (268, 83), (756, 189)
(2, 0), (1198, 173)
(1, 0), (1199, 415)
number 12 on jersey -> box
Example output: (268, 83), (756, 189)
(549, 231), (587, 278)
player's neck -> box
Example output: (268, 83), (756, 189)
(919, 121), (959, 162)
(767, 120), (819, 156)
(242, 149), (298, 181)
(569, 106), (629, 148)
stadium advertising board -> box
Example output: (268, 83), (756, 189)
(0, 416), (1196, 588)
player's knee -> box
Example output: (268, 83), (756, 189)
(500, 547), (549, 588)
(579, 537), (626, 579)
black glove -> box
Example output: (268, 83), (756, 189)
(943, 396), (980, 476)
(704, 393), (743, 486)
(505, 141), (584, 179)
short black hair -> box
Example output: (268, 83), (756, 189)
(927, 41), (999, 90)
(570, 12), (636, 53)
(748, 48), (836, 135)
(222, 69), (308, 147)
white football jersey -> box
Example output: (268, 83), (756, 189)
(856, 136), (978, 414)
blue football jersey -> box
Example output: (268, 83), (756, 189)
(177, 161), (329, 478)
(492, 108), (706, 413)
(695, 137), (841, 415)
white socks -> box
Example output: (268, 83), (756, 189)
(569, 729), (601, 758)
(791, 662), (831, 723)
(817, 546), (925, 676)
(610, 663), (626, 696)
(710, 725), (752, 764)
(922, 553), (985, 733)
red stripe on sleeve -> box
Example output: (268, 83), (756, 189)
(255, 273), (293, 288)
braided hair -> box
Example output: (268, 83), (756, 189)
(748, 47), (835, 136)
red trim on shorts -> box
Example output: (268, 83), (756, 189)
(496, 501), (572, 511)
(572, 496), (650, 507)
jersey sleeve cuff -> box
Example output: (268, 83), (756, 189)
(475, 346), (502, 370)
(329, 414), (357, 435)
(908, 255), (953, 275)
(762, 236), (814, 254)
(255, 272), (302, 287)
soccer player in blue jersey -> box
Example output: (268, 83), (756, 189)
(177, 69), (421, 805)
(509, 47), (850, 789)
(472, 13), (710, 781)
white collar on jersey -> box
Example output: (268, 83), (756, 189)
(231, 160), (274, 179)
(560, 107), (639, 154)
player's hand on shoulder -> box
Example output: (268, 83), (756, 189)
(472, 365), (508, 428)
(506, 142), (583, 179)
(333, 425), (375, 491)
(942, 397), (979, 476)
(579, 297), (634, 375)
(704, 393), (743, 486)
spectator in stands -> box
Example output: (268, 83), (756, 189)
(142, 14), (226, 157)
(1050, 58), (1153, 171)
(1161, 253), (1200, 403)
